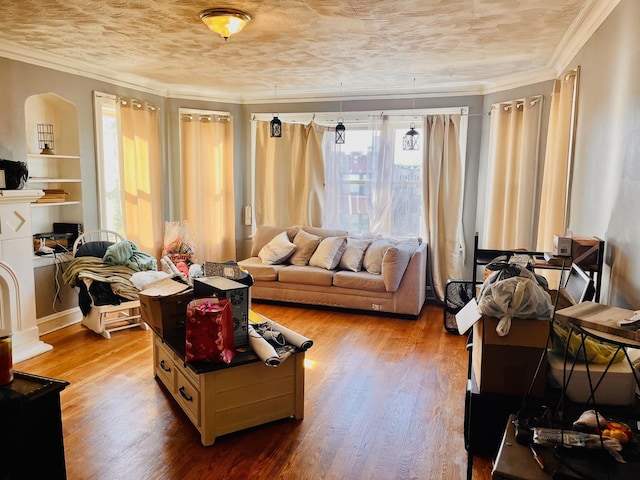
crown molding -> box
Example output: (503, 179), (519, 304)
(0, 40), (169, 98)
(549, 0), (622, 72)
(481, 66), (559, 95)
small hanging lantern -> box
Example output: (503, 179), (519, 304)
(270, 85), (282, 138)
(403, 78), (420, 151)
(270, 114), (282, 138)
(335, 82), (345, 144)
(335, 117), (346, 144)
(403, 122), (420, 150)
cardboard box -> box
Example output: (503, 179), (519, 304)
(138, 277), (193, 338)
(571, 236), (600, 269)
(553, 234), (572, 257)
(193, 277), (249, 347)
(472, 316), (550, 398)
(548, 350), (637, 406)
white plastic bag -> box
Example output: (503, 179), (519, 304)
(478, 265), (553, 336)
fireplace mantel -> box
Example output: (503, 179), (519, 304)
(0, 188), (52, 362)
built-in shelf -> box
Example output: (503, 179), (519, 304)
(27, 153), (80, 160)
(24, 92), (83, 237)
(31, 201), (81, 208)
(29, 178), (82, 183)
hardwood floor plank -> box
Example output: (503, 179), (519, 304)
(15, 302), (493, 479)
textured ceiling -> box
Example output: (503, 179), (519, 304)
(0, 0), (610, 102)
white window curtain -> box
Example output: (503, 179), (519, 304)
(180, 112), (236, 262)
(482, 96), (543, 250)
(537, 69), (579, 252)
(321, 115), (425, 237)
(424, 114), (465, 301)
(367, 115), (398, 234)
(254, 120), (324, 227)
(117, 97), (164, 259)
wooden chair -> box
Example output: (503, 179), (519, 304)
(73, 230), (147, 339)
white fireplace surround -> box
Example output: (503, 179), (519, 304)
(0, 189), (52, 362)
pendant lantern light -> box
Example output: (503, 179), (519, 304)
(403, 78), (420, 151)
(335, 118), (346, 144)
(270, 85), (282, 138)
(335, 82), (345, 144)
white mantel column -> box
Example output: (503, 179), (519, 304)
(0, 189), (52, 362)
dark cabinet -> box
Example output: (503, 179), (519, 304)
(0, 371), (69, 479)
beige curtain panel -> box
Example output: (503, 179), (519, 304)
(424, 114), (464, 302)
(483, 96), (543, 250)
(180, 114), (236, 262)
(117, 97), (164, 259)
(254, 121), (324, 228)
(537, 69), (579, 252)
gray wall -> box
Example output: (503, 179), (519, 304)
(1, 0), (638, 309)
(0, 57), (167, 234)
(564, 0), (640, 307)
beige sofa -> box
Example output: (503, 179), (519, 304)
(238, 226), (427, 317)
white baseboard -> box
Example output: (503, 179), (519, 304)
(37, 307), (83, 335)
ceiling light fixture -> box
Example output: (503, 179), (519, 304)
(270, 85), (282, 138)
(403, 78), (420, 151)
(335, 82), (345, 144)
(199, 8), (252, 41)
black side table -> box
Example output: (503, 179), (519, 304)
(0, 371), (69, 480)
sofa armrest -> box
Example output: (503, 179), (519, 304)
(381, 238), (420, 292)
(392, 242), (428, 315)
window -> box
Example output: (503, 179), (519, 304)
(92, 92), (164, 257)
(322, 121), (424, 236)
(250, 108), (468, 238)
(94, 93), (124, 234)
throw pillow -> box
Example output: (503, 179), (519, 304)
(309, 236), (347, 270)
(251, 226), (298, 257)
(302, 226), (348, 239)
(75, 240), (114, 258)
(289, 229), (322, 266)
(363, 237), (393, 274)
(339, 238), (372, 272)
(258, 231), (297, 265)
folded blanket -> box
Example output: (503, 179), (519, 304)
(63, 257), (140, 300)
(103, 240), (157, 272)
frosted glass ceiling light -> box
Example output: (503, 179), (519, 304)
(199, 8), (252, 41)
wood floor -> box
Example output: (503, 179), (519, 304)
(16, 302), (494, 480)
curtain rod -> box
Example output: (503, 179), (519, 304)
(251, 107), (487, 123)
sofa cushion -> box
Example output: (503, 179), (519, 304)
(237, 257), (285, 281)
(309, 236), (347, 270)
(251, 225), (299, 257)
(363, 237), (393, 274)
(289, 229), (322, 266)
(278, 265), (334, 286)
(339, 237), (372, 272)
(333, 270), (387, 292)
(382, 238), (420, 292)
(258, 231), (297, 264)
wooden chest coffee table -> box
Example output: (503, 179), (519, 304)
(152, 332), (305, 446)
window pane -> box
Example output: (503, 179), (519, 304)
(95, 96), (124, 234)
(323, 121), (424, 236)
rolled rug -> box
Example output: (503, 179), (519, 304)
(265, 319), (313, 350)
(248, 324), (281, 366)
